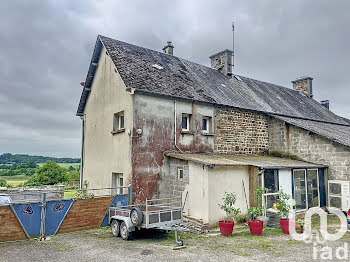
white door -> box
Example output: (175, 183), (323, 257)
(279, 169), (292, 198)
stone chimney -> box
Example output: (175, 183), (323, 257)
(162, 41), (174, 55)
(209, 49), (233, 76)
(292, 76), (313, 97)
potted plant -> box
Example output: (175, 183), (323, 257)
(255, 187), (269, 227)
(218, 192), (241, 236)
(275, 190), (294, 234)
(247, 206), (264, 235)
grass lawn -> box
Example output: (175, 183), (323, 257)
(1, 174), (30, 187)
(64, 189), (78, 198)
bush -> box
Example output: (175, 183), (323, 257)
(0, 179), (8, 187)
(218, 192), (241, 221)
(67, 170), (80, 182)
(275, 190), (291, 218)
(24, 161), (68, 186)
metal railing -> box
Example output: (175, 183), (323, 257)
(0, 185), (133, 205)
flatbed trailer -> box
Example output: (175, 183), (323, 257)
(109, 196), (185, 245)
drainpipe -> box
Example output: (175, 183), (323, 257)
(80, 115), (85, 189)
(174, 100), (183, 153)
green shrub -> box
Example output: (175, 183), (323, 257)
(24, 161), (68, 186)
(218, 192), (241, 221)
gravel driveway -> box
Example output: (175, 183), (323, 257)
(1, 227), (349, 262)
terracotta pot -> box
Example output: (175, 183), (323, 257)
(219, 220), (234, 236)
(248, 220), (264, 235)
(279, 218), (294, 234)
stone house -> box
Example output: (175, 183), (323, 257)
(76, 35), (350, 224)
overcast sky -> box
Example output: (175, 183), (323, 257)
(1, 0), (349, 157)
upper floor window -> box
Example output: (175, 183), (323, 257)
(202, 116), (212, 133)
(113, 111), (125, 133)
(181, 113), (191, 131)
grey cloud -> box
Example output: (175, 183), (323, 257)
(0, 0), (349, 157)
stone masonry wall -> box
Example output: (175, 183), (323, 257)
(214, 107), (269, 154)
(268, 117), (350, 181)
(159, 158), (189, 198)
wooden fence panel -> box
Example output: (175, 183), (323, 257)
(57, 196), (113, 233)
(0, 205), (27, 241)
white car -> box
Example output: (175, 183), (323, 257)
(0, 194), (12, 205)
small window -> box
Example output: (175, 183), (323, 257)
(119, 113), (124, 129)
(177, 168), (184, 181)
(181, 114), (190, 131)
(112, 173), (124, 194)
(202, 117), (211, 133)
(113, 111), (125, 132)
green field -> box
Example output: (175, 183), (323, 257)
(38, 163), (80, 168)
(1, 163), (80, 188)
(1, 174), (30, 187)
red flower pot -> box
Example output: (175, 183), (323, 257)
(219, 220), (234, 236)
(248, 220), (264, 235)
(279, 218), (294, 234)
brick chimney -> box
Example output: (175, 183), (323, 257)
(292, 76), (313, 97)
(209, 49), (233, 76)
(162, 41), (174, 55)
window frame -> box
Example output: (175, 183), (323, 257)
(177, 168), (184, 181)
(292, 168), (320, 210)
(113, 111), (125, 133)
(181, 113), (190, 131)
(112, 172), (124, 195)
(202, 116), (210, 133)
(119, 112), (125, 130)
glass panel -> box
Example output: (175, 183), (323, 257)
(293, 170), (307, 210)
(202, 118), (207, 131)
(265, 194), (279, 210)
(182, 115), (188, 129)
(264, 169), (279, 193)
(307, 170), (319, 208)
(119, 115), (124, 129)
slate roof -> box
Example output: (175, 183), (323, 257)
(272, 115), (350, 148)
(77, 35), (350, 147)
(166, 153), (326, 169)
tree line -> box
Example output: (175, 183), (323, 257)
(0, 153), (80, 164)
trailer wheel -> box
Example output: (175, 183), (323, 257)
(130, 207), (143, 226)
(120, 221), (131, 240)
(177, 239), (184, 246)
(111, 220), (120, 237)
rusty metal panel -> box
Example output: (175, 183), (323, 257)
(57, 196), (113, 233)
(0, 205), (27, 241)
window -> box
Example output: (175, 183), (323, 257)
(177, 168), (184, 181)
(113, 111), (125, 132)
(264, 169), (279, 193)
(112, 173), (124, 195)
(307, 169), (319, 208)
(181, 114), (190, 131)
(202, 116), (211, 133)
(119, 113), (124, 129)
